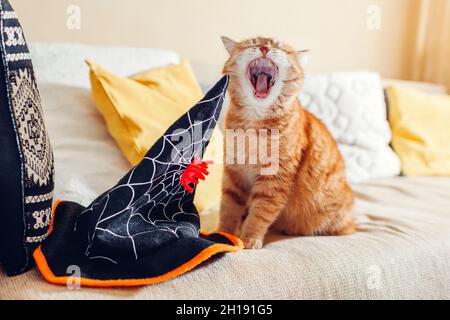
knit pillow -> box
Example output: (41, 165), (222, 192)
(299, 72), (401, 183)
(0, 0), (54, 275)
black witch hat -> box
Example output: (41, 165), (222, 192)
(34, 76), (242, 287)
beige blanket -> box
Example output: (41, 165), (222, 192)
(1, 176), (449, 300)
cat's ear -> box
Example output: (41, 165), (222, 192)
(297, 49), (310, 67)
(221, 36), (237, 54)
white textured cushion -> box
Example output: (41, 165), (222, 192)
(299, 72), (401, 183)
(29, 42), (180, 88)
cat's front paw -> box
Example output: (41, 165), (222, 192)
(242, 237), (263, 250)
(217, 223), (237, 235)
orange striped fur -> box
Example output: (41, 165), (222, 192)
(218, 37), (355, 249)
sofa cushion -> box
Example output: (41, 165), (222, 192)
(37, 82), (129, 206)
(86, 60), (224, 213)
(387, 86), (450, 176)
(2, 176), (450, 298)
(28, 42), (180, 89)
(0, 0), (54, 275)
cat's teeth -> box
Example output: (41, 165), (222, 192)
(247, 57), (278, 98)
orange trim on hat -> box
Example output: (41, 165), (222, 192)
(33, 200), (243, 287)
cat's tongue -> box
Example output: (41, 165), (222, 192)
(255, 73), (269, 98)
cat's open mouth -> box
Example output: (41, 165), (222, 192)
(247, 58), (278, 99)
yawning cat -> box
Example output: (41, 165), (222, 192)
(218, 36), (355, 249)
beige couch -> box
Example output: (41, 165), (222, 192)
(1, 43), (449, 300)
(2, 176), (450, 299)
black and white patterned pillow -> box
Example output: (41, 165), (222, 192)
(0, 0), (54, 276)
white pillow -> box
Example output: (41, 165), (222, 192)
(299, 71), (401, 183)
(29, 42), (180, 88)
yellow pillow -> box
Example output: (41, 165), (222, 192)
(387, 86), (450, 175)
(87, 60), (223, 212)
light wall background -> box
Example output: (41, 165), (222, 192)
(11, 0), (420, 82)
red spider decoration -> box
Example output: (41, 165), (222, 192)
(180, 157), (212, 193)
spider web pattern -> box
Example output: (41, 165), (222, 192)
(74, 76), (229, 264)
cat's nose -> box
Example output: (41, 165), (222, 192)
(259, 46), (269, 55)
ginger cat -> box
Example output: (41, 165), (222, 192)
(218, 36), (355, 249)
